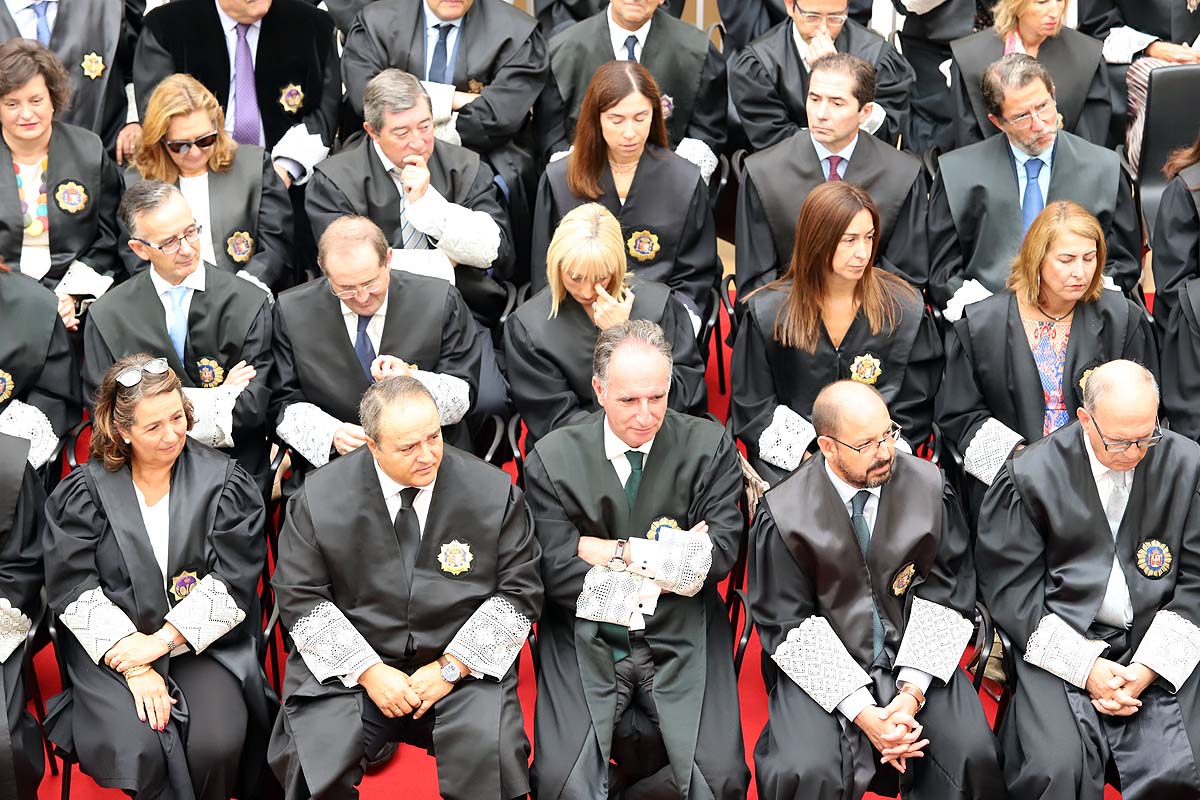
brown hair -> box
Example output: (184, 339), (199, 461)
(981, 54), (1055, 119)
(545, 203), (627, 318)
(134, 74), (236, 183)
(91, 354), (195, 472)
(763, 182), (917, 352)
(1164, 129), (1200, 183)
(566, 61), (669, 201)
(992, 0), (1067, 38)
(0, 39), (70, 115)
(1006, 200), (1105, 306)
(809, 53), (877, 109)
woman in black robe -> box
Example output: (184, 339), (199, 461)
(731, 181), (942, 485)
(529, 60), (718, 322)
(43, 354), (274, 800)
(1150, 132), (1200, 329)
(505, 202), (706, 447)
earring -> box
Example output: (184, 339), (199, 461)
(124, 438), (131, 444)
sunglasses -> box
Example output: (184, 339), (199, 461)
(163, 131), (219, 154)
(116, 357), (170, 388)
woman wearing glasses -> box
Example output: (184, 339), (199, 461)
(730, 181), (942, 485)
(124, 74), (292, 293)
(43, 353), (275, 800)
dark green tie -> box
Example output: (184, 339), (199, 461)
(596, 450), (645, 663)
(625, 450), (644, 511)
(851, 490), (885, 662)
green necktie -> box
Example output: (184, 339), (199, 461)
(597, 450), (645, 663)
(852, 490), (885, 662)
(625, 450), (644, 511)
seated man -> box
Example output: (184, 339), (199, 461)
(736, 53), (928, 295)
(718, 0), (874, 52)
(270, 215), (481, 470)
(525, 320), (750, 799)
(977, 359), (1200, 798)
(730, 0), (915, 151)
(535, 0), (684, 36)
(749, 380), (1003, 799)
(929, 54), (1141, 317)
(268, 376), (542, 800)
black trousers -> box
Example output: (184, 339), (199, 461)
(170, 655), (249, 800)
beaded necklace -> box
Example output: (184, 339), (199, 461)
(14, 157), (49, 238)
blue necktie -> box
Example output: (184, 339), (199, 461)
(624, 34), (638, 62)
(851, 490), (885, 662)
(164, 285), (189, 364)
(1021, 157), (1045, 235)
(31, 1), (51, 47)
(354, 314), (376, 381)
(428, 23), (453, 84)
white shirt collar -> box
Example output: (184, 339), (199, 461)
(8, 0), (55, 12)
(823, 459), (882, 510)
(149, 263), (206, 296)
(607, 4), (653, 53)
(373, 456), (437, 504)
(812, 133), (859, 165)
(603, 415), (655, 463)
(1081, 425), (1132, 485)
(1008, 136), (1055, 169)
(339, 291), (389, 321)
(372, 140), (400, 174)
(423, 0), (463, 29)
(213, 0), (259, 34)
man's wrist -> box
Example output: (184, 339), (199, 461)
(898, 683), (925, 713)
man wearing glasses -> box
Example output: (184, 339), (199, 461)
(928, 54), (1141, 318)
(977, 359), (1200, 797)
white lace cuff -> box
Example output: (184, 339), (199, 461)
(291, 600), (383, 687)
(549, 147), (573, 163)
(411, 369), (470, 426)
(861, 102), (886, 135)
(675, 137), (718, 184)
(55, 260), (114, 299)
(1133, 610), (1200, 692)
(1024, 612), (1108, 688)
(60, 587), (138, 665)
(894, 596), (975, 684)
(235, 270), (273, 302)
(164, 574), (246, 654)
(773, 616), (872, 713)
(0, 598), (31, 664)
(444, 596), (531, 680)
(277, 401), (340, 468)
(942, 278), (992, 322)
(182, 386), (240, 449)
(1102, 26), (1160, 64)
(405, 185), (501, 269)
(421, 81), (456, 123)
(627, 532), (712, 597)
(963, 418), (1024, 486)
(0, 399), (58, 469)
(271, 123), (329, 186)
(759, 404), (816, 471)
(576, 565), (643, 627)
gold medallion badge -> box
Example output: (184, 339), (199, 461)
(627, 230), (660, 263)
(169, 570), (199, 602)
(468, 79), (485, 94)
(1079, 367), (1096, 394)
(646, 517), (680, 541)
(438, 540), (474, 576)
(0, 369), (13, 404)
(226, 231), (254, 263)
(196, 358), (225, 389)
(278, 83), (304, 114)
(54, 181), (88, 214)
(849, 353), (883, 385)
(80, 52), (105, 80)
(892, 562), (917, 596)
(1137, 539), (1172, 579)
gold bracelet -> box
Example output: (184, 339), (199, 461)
(123, 664), (151, 681)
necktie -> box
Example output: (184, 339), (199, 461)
(1096, 469), (1134, 628)
(393, 183), (429, 250)
(394, 487), (421, 588)
(232, 23), (261, 145)
(31, 1), (51, 47)
(625, 451), (644, 511)
(164, 285), (189, 363)
(428, 23), (453, 84)
(624, 34), (638, 62)
(851, 490), (885, 662)
(1021, 157), (1045, 235)
(354, 314), (376, 380)
(1105, 469), (1130, 537)
(826, 154), (844, 182)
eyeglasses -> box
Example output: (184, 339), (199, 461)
(1091, 416), (1163, 453)
(829, 424), (902, 454)
(115, 357), (170, 389)
(1003, 99), (1058, 130)
(163, 131), (219, 154)
(795, 9), (849, 25)
(135, 224), (203, 256)
(328, 278), (385, 301)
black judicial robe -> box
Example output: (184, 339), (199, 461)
(730, 18), (915, 151)
(83, 266), (274, 487)
(731, 284), (943, 485)
(0, 435), (46, 800)
(948, 27), (1110, 150)
(534, 8), (727, 159)
(268, 445), (542, 800)
(534, 0), (685, 36)
(928, 130), (1142, 308)
(524, 411), (750, 800)
(43, 443), (274, 799)
(122, 146), (294, 290)
(0, 123), (123, 293)
(530, 145), (718, 316)
(1150, 166), (1200, 329)
(503, 278), (708, 447)
(1159, 279), (1200, 443)
(719, 0), (877, 52)
(735, 130), (928, 295)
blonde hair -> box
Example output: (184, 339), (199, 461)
(992, 0), (1067, 38)
(545, 203), (627, 318)
(1006, 200), (1105, 306)
(134, 74), (236, 183)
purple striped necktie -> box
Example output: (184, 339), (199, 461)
(232, 22), (261, 145)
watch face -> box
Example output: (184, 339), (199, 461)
(441, 662), (461, 683)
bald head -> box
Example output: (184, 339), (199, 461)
(812, 380), (888, 440)
(814, 381), (897, 489)
(1078, 360), (1160, 472)
(1082, 360), (1159, 416)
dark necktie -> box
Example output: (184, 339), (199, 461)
(624, 450), (644, 511)
(851, 490), (885, 661)
(624, 34), (638, 62)
(394, 487), (421, 588)
(826, 154), (844, 182)
(429, 23), (453, 84)
(354, 314), (376, 381)
(1021, 158), (1045, 235)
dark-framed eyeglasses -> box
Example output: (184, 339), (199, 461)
(163, 131), (219, 154)
(829, 424), (902, 454)
(795, 8), (849, 25)
(1090, 416), (1163, 453)
(115, 357), (170, 389)
(135, 223), (203, 256)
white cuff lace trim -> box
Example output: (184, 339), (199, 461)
(942, 278), (992, 322)
(0, 598), (31, 664)
(271, 123), (328, 186)
(1023, 612), (1107, 689)
(444, 596), (531, 680)
(963, 418), (1024, 486)
(404, 185), (501, 269)
(1133, 610), (1200, 693)
(0, 399), (58, 469)
(277, 401), (340, 468)
(759, 405), (816, 472)
(576, 565), (643, 627)
(1102, 26), (1159, 65)
(893, 596), (974, 684)
(773, 616), (872, 713)
(54, 260), (114, 299)
(60, 587), (138, 665)
(861, 102), (886, 135)
(235, 270), (273, 302)
(291, 600), (382, 687)
(411, 369), (470, 426)
(675, 137), (718, 184)
(627, 532), (712, 597)
(182, 386), (240, 449)
(164, 574), (246, 654)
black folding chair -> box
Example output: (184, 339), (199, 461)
(1134, 64), (1200, 241)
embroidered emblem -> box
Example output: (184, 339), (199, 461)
(0, 369), (12, 404)
(849, 353), (883, 385)
(468, 79), (485, 94)
(646, 517), (680, 541)
(1137, 539), (1172, 579)
(438, 540), (474, 576)
(627, 230), (660, 263)
(226, 231), (254, 263)
(660, 93), (675, 120)
(278, 83), (304, 114)
(196, 358), (225, 389)
(892, 562), (917, 596)
(169, 570), (199, 602)
(1079, 367), (1096, 394)
(54, 181), (88, 214)
(80, 52), (105, 80)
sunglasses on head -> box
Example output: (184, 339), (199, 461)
(163, 132), (219, 154)
(115, 357), (170, 388)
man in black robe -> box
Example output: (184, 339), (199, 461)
(977, 359), (1200, 798)
(535, 0), (684, 36)
(268, 376), (541, 800)
(749, 380), (1002, 800)
(928, 55), (1141, 315)
(730, 0), (915, 151)
(525, 320), (750, 799)
(736, 53), (928, 294)
(718, 0), (874, 51)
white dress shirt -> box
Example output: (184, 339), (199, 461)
(812, 135), (859, 181)
(340, 292), (388, 356)
(602, 416), (662, 631)
(422, 0), (463, 82)
(213, 0), (266, 147)
(1082, 433), (1135, 629)
(373, 457), (436, 534)
(132, 483), (171, 586)
(5, 0), (57, 40)
(177, 174), (217, 267)
(607, 5), (652, 62)
(1009, 137), (1055, 213)
(149, 261), (207, 328)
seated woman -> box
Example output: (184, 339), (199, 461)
(43, 354), (275, 800)
(124, 74), (292, 294)
(0, 39), (123, 330)
(731, 181), (942, 486)
(938, 200), (1157, 515)
(949, 0), (1110, 149)
(506, 203), (707, 447)
(530, 60), (718, 325)
(1150, 131), (1200, 329)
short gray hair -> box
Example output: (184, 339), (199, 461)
(592, 320), (673, 386)
(119, 180), (184, 238)
(360, 376), (436, 442)
(1082, 360), (1160, 414)
(981, 54), (1054, 119)
(363, 69), (432, 133)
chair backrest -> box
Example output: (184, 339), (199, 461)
(1136, 63), (1200, 237)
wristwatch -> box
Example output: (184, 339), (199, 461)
(899, 683), (926, 712)
(438, 655), (465, 684)
(156, 629), (181, 654)
(608, 539), (628, 572)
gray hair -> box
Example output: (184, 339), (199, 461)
(1082, 360), (1160, 414)
(360, 376), (436, 442)
(119, 179), (184, 238)
(981, 54), (1055, 119)
(363, 69), (432, 133)
(592, 320), (673, 386)
(316, 215), (389, 274)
